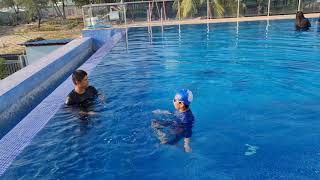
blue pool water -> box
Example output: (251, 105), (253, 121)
(3, 19), (320, 179)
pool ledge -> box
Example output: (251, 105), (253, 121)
(0, 29), (125, 176)
(0, 37), (94, 137)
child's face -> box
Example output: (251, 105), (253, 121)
(173, 95), (184, 111)
(76, 76), (89, 89)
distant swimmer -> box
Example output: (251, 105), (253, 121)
(295, 11), (311, 31)
(151, 89), (195, 153)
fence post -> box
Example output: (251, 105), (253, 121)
(207, 0), (209, 20)
(82, 7), (85, 28)
(123, 2), (127, 28)
(267, 0), (271, 17)
(178, 0), (181, 21)
(162, 0), (166, 20)
(160, 7), (163, 25)
(237, 0), (240, 18)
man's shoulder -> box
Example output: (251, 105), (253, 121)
(67, 89), (76, 96)
(65, 90), (78, 105)
(88, 85), (96, 89)
(87, 86), (98, 93)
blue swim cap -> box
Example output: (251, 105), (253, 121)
(175, 89), (193, 105)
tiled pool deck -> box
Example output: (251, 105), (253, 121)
(109, 13), (320, 28)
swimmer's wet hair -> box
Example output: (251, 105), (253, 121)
(296, 11), (305, 19)
(72, 69), (87, 85)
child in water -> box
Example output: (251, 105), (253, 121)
(151, 89), (195, 153)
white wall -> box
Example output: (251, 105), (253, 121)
(26, 45), (63, 65)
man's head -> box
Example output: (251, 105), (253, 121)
(173, 89), (193, 111)
(296, 11), (305, 20)
(72, 70), (89, 89)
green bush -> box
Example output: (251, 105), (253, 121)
(0, 58), (6, 79)
(0, 12), (11, 25)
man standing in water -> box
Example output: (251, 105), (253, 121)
(66, 69), (98, 106)
(295, 11), (311, 31)
(66, 69), (105, 115)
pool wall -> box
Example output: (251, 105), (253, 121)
(0, 38), (94, 138)
(82, 28), (122, 51)
(0, 28), (125, 176)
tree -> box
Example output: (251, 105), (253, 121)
(210, 0), (225, 18)
(72, 0), (104, 7)
(51, 0), (66, 19)
(256, 0), (267, 15)
(0, 0), (21, 25)
(17, 0), (48, 29)
(62, 0), (66, 19)
(173, 0), (230, 19)
(1, 0), (18, 12)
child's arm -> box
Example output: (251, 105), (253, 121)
(98, 94), (106, 104)
(152, 109), (172, 115)
(184, 138), (192, 153)
(95, 89), (106, 104)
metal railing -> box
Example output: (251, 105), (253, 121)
(0, 60), (22, 79)
(82, 0), (320, 29)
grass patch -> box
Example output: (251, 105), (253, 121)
(0, 58), (5, 79)
(0, 18), (83, 55)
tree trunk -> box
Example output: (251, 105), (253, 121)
(38, 17), (41, 29)
(11, 5), (18, 25)
(16, 4), (20, 14)
(52, 3), (61, 17)
(62, 0), (66, 19)
(208, 7), (212, 19)
(52, 0), (64, 19)
(37, 9), (42, 30)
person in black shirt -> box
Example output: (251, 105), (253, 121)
(295, 11), (311, 31)
(66, 70), (104, 115)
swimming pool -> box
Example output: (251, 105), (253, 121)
(3, 19), (320, 179)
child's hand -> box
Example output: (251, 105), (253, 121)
(184, 144), (192, 153)
(98, 94), (107, 104)
(151, 120), (158, 128)
(184, 138), (192, 153)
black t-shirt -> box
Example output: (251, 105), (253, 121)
(296, 18), (311, 31)
(65, 86), (98, 106)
